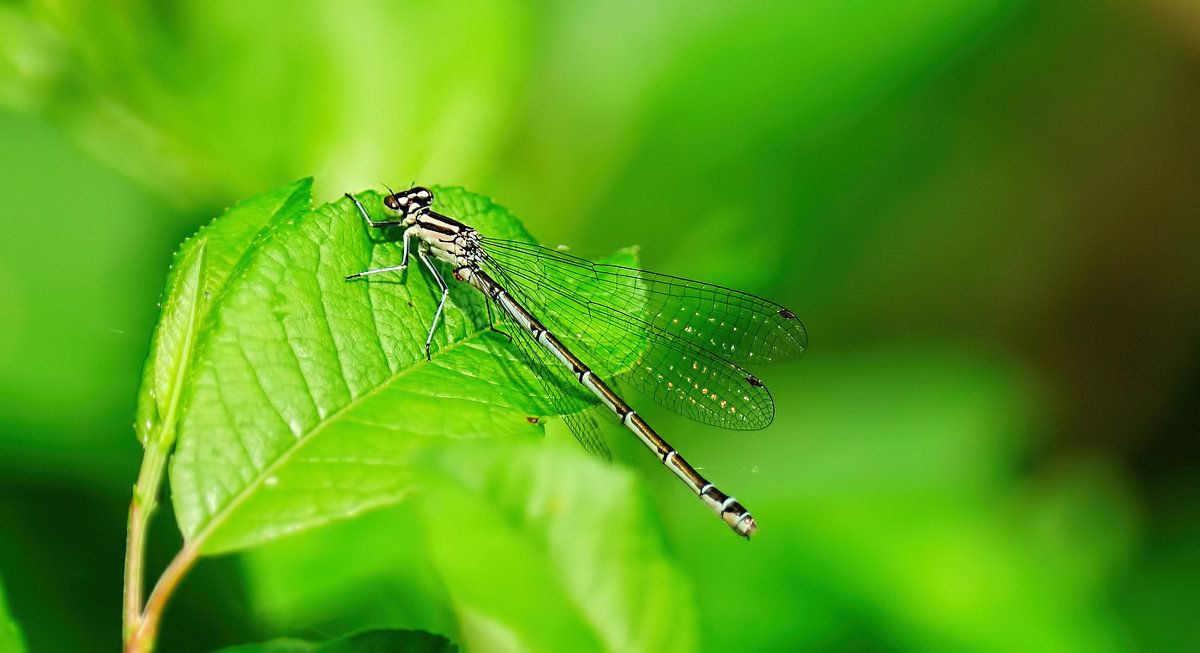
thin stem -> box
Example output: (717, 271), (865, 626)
(125, 543), (199, 653)
(123, 437), (171, 644)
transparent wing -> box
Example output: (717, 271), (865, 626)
(479, 239), (802, 430)
(492, 303), (611, 461)
(480, 239), (807, 364)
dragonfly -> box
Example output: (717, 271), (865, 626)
(345, 187), (806, 537)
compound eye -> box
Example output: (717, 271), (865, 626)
(383, 194), (401, 212)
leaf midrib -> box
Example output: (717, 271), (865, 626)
(154, 240), (208, 449)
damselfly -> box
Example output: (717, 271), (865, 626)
(345, 187), (806, 537)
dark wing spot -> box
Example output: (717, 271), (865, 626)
(777, 308), (797, 319)
(745, 375), (764, 387)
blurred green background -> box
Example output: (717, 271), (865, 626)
(1, 0), (1198, 651)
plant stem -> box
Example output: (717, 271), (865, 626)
(122, 436), (171, 649)
(125, 543), (199, 653)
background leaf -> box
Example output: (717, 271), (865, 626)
(414, 438), (696, 653)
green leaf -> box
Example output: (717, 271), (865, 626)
(168, 183), (605, 554)
(0, 571), (27, 653)
(414, 438), (697, 653)
(211, 628), (455, 653)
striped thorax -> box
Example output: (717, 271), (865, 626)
(381, 187), (484, 271)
